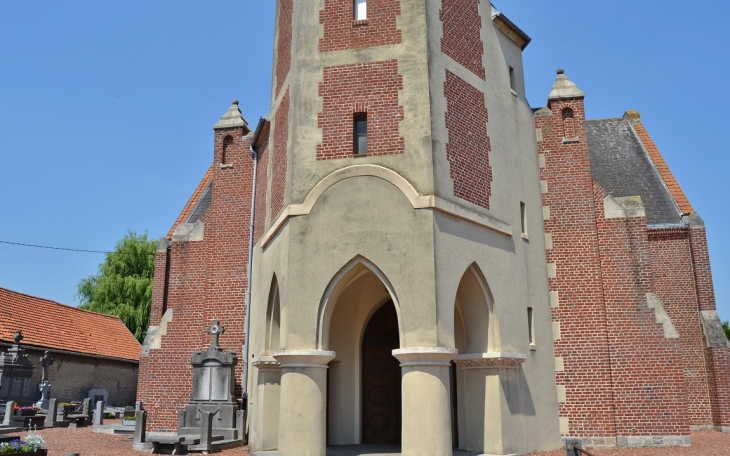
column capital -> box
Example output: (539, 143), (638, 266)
(252, 356), (282, 371)
(392, 347), (457, 367)
(273, 350), (336, 368)
(454, 352), (526, 369)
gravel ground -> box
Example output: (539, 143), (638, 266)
(13, 420), (253, 456)
(9, 424), (730, 455)
(525, 431), (730, 456)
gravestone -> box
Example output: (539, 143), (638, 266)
(35, 351), (53, 410)
(177, 319), (242, 443)
(0, 331), (36, 408)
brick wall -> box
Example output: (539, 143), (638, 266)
(648, 227), (713, 427)
(689, 226), (730, 428)
(594, 186), (689, 438)
(537, 98), (617, 439)
(137, 127), (253, 432)
(275, 0), (293, 98)
(317, 60), (404, 161)
(444, 70), (491, 209)
(150, 248), (168, 326)
(440, 0), (484, 80)
(319, 0), (401, 53)
(271, 90), (289, 218)
(253, 128), (270, 244)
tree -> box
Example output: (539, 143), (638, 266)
(76, 230), (156, 343)
(724, 321), (730, 343)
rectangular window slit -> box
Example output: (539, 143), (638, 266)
(520, 201), (527, 236)
(354, 113), (367, 155)
(527, 307), (534, 346)
(355, 0), (367, 20)
(509, 66), (516, 92)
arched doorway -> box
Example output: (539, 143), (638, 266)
(322, 257), (403, 446)
(361, 301), (401, 444)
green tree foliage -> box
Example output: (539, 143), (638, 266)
(76, 230), (156, 343)
(723, 321), (730, 343)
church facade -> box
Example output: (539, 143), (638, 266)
(136, 2), (730, 455)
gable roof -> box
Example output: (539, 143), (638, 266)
(587, 117), (682, 225)
(0, 288), (141, 362)
(167, 165), (214, 238)
(630, 117), (694, 215)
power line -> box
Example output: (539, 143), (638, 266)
(0, 240), (112, 254)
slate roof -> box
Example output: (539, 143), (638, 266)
(0, 288), (141, 362)
(587, 117), (682, 225)
(166, 165), (213, 238)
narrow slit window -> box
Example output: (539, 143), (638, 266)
(562, 108), (575, 138)
(222, 136), (233, 164)
(354, 113), (367, 154)
(355, 0), (367, 20)
(527, 307), (534, 346)
(520, 201), (527, 236)
(509, 66), (516, 92)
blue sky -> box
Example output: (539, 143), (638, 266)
(1, 2), (729, 320)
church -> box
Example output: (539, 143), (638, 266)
(136, 2), (730, 455)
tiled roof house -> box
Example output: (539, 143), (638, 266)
(0, 287), (141, 405)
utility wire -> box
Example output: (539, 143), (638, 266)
(0, 240), (157, 256)
(0, 240), (113, 254)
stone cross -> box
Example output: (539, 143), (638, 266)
(39, 351), (53, 383)
(206, 320), (225, 349)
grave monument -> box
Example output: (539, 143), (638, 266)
(35, 351), (52, 410)
(0, 331), (36, 408)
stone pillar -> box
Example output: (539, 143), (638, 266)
(2, 401), (15, 426)
(453, 353), (527, 455)
(274, 350), (335, 456)
(392, 348), (457, 456)
(250, 357), (281, 451)
(44, 399), (58, 428)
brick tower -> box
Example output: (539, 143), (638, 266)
(136, 102), (254, 432)
(244, 2), (559, 455)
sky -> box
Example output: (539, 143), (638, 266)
(1, 2), (729, 319)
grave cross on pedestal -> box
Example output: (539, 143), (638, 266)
(40, 351), (53, 383)
(206, 320), (225, 350)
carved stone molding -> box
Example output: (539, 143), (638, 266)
(454, 353), (526, 369)
(252, 356), (281, 371)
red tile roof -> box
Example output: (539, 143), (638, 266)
(633, 123), (694, 215)
(166, 165), (214, 238)
(0, 288), (141, 362)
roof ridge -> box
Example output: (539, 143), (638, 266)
(0, 287), (123, 321)
(631, 123), (694, 214)
(587, 117), (623, 122)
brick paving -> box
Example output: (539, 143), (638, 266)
(10, 424), (730, 456)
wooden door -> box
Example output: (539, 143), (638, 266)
(362, 301), (401, 444)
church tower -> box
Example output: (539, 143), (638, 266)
(246, 2), (560, 455)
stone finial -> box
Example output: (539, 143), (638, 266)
(213, 99), (250, 131)
(12, 330), (23, 346)
(548, 68), (585, 101)
(624, 110), (642, 125)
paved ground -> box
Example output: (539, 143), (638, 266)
(9, 423), (730, 455)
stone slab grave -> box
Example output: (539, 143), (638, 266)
(144, 320), (245, 454)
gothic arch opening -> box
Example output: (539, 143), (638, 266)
(453, 263), (497, 450)
(562, 107), (575, 138)
(265, 275), (281, 355)
(321, 257), (402, 446)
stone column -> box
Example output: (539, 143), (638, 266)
(250, 357), (281, 451)
(393, 348), (457, 456)
(453, 353), (526, 455)
(274, 350), (335, 456)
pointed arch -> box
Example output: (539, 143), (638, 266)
(562, 107), (576, 138)
(265, 274), (281, 355)
(454, 263), (499, 353)
(317, 255), (401, 350)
